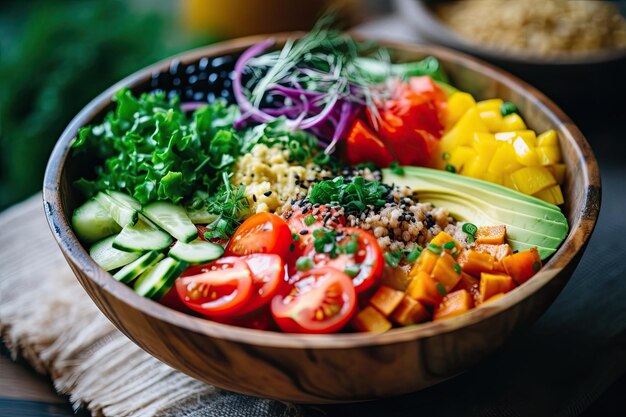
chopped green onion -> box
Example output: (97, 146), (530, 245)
(344, 234), (359, 254)
(384, 251), (403, 268)
(500, 101), (519, 117)
(442, 152), (451, 161)
(453, 263), (462, 274)
(443, 241), (456, 250)
(390, 161), (405, 176)
(445, 164), (456, 173)
(296, 256), (314, 271)
(292, 233), (300, 241)
(436, 282), (447, 296)
(462, 223), (478, 236)
(304, 214), (316, 226)
(344, 264), (360, 278)
(406, 247), (422, 263)
(427, 243), (442, 255)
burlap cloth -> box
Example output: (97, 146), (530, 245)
(1, 176), (625, 416)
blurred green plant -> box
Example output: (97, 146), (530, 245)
(0, 0), (213, 210)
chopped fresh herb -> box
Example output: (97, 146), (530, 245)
(500, 101), (519, 117)
(436, 282), (447, 296)
(313, 228), (339, 259)
(344, 264), (360, 278)
(442, 152), (451, 161)
(443, 241), (456, 250)
(384, 251), (404, 268)
(445, 164), (456, 173)
(406, 247), (422, 263)
(453, 263), (462, 274)
(389, 161), (405, 176)
(201, 173), (251, 240)
(292, 233), (300, 242)
(532, 261), (541, 272)
(309, 176), (389, 215)
(304, 214), (316, 226)
(462, 223), (478, 244)
(343, 234), (359, 254)
(289, 243), (296, 252)
(296, 256), (314, 271)
(427, 243), (442, 255)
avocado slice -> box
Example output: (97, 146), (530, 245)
(382, 167), (569, 260)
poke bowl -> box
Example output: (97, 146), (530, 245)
(43, 29), (600, 403)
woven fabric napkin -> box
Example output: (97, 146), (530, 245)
(1, 174), (624, 417)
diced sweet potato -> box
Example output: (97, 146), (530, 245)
(473, 243), (512, 261)
(431, 252), (463, 292)
(406, 270), (445, 306)
(369, 285), (405, 316)
(501, 248), (542, 285)
(479, 272), (515, 303)
(417, 249), (440, 275)
(352, 306), (392, 333)
(475, 225), (506, 245)
(390, 296), (430, 326)
(453, 272), (479, 292)
(462, 250), (495, 276)
(433, 289), (474, 321)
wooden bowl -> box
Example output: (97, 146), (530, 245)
(42, 34), (601, 403)
(394, 0), (626, 116)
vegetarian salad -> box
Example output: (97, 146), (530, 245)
(70, 24), (569, 334)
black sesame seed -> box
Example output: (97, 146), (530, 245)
(299, 230), (309, 235)
(285, 211), (293, 220)
(252, 194), (257, 202)
(264, 191), (272, 197)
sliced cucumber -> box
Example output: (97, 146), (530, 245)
(72, 197), (121, 243)
(90, 235), (142, 271)
(133, 257), (186, 299)
(142, 201), (197, 243)
(94, 192), (138, 227)
(169, 238), (224, 264)
(113, 251), (163, 283)
(106, 190), (141, 211)
(186, 205), (219, 224)
(113, 216), (173, 252)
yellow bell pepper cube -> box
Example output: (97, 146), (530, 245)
(472, 132), (498, 159)
(502, 174), (517, 190)
(537, 129), (558, 147)
(536, 146), (562, 165)
(446, 92), (476, 127)
(476, 98), (504, 113)
(546, 163), (567, 184)
(479, 110), (504, 132)
(495, 130), (537, 145)
(483, 171), (503, 185)
(488, 142), (523, 173)
(440, 106), (489, 155)
(446, 146), (477, 172)
(533, 184), (564, 205)
(461, 155), (490, 179)
(510, 166), (557, 195)
(513, 136), (541, 166)
(501, 113), (527, 131)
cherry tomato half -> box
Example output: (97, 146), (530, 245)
(176, 257), (252, 317)
(303, 227), (384, 294)
(236, 254), (286, 316)
(271, 267), (357, 334)
(225, 212), (293, 258)
(285, 206), (345, 252)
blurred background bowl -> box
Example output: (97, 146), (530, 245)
(43, 35), (600, 403)
(394, 0), (626, 118)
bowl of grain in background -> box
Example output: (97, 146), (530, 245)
(394, 0), (626, 119)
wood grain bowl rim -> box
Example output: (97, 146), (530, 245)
(43, 33), (600, 349)
(397, 0), (626, 66)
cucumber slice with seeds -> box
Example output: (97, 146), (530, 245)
(113, 216), (173, 252)
(72, 197), (121, 243)
(169, 239), (224, 264)
(133, 257), (186, 299)
(90, 235), (142, 271)
(95, 192), (138, 227)
(114, 251), (163, 283)
(142, 201), (197, 243)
